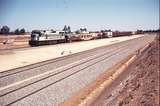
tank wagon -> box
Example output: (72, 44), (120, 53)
(29, 30), (69, 46)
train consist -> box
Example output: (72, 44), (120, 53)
(29, 29), (136, 46)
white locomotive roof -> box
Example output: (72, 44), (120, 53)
(45, 30), (65, 35)
(32, 29), (65, 35)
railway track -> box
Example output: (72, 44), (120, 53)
(0, 34), (156, 106)
(0, 40), (127, 78)
(0, 35), (143, 77)
(0, 45), (127, 93)
(1, 46), (127, 106)
(0, 37), (145, 87)
(0, 45), (126, 87)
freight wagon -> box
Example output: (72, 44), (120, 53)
(112, 31), (132, 37)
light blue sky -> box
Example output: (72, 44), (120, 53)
(0, 0), (159, 32)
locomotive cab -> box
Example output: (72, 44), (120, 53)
(30, 30), (42, 41)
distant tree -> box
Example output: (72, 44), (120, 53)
(63, 25), (68, 32)
(0, 27), (1, 34)
(137, 29), (143, 32)
(136, 29), (143, 34)
(15, 29), (20, 35)
(80, 28), (87, 32)
(20, 28), (25, 34)
(101, 30), (104, 32)
(75, 30), (80, 34)
(67, 26), (71, 33)
(0, 26), (10, 35)
(63, 25), (71, 34)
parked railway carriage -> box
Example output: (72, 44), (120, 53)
(78, 33), (94, 41)
(29, 30), (69, 46)
(70, 32), (96, 41)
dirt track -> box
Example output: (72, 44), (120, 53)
(93, 34), (160, 106)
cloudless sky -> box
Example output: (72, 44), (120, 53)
(0, 0), (159, 32)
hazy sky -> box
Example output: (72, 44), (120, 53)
(0, 0), (159, 31)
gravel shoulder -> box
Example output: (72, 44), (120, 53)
(92, 34), (160, 106)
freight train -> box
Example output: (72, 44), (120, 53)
(29, 30), (133, 46)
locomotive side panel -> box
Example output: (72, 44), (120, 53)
(29, 30), (68, 46)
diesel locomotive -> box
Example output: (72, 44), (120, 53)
(29, 30), (69, 46)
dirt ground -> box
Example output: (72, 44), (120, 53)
(93, 35), (160, 106)
(0, 35), (30, 50)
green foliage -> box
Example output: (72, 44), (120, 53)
(63, 25), (71, 34)
(20, 28), (25, 34)
(14, 28), (26, 35)
(15, 29), (20, 35)
(0, 26), (10, 34)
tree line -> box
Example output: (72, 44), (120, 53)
(0, 25), (26, 35)
(0, 25), (159, 35)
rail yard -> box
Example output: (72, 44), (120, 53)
(0, 0), (159, 105)
(0, 33), (157, 106)
(0, 34), (144, 71)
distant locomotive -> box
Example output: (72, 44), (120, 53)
(29, 30), (69, 46)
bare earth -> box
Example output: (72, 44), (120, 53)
(93, 34), (160, 106)
(0, 35), (30, 50)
